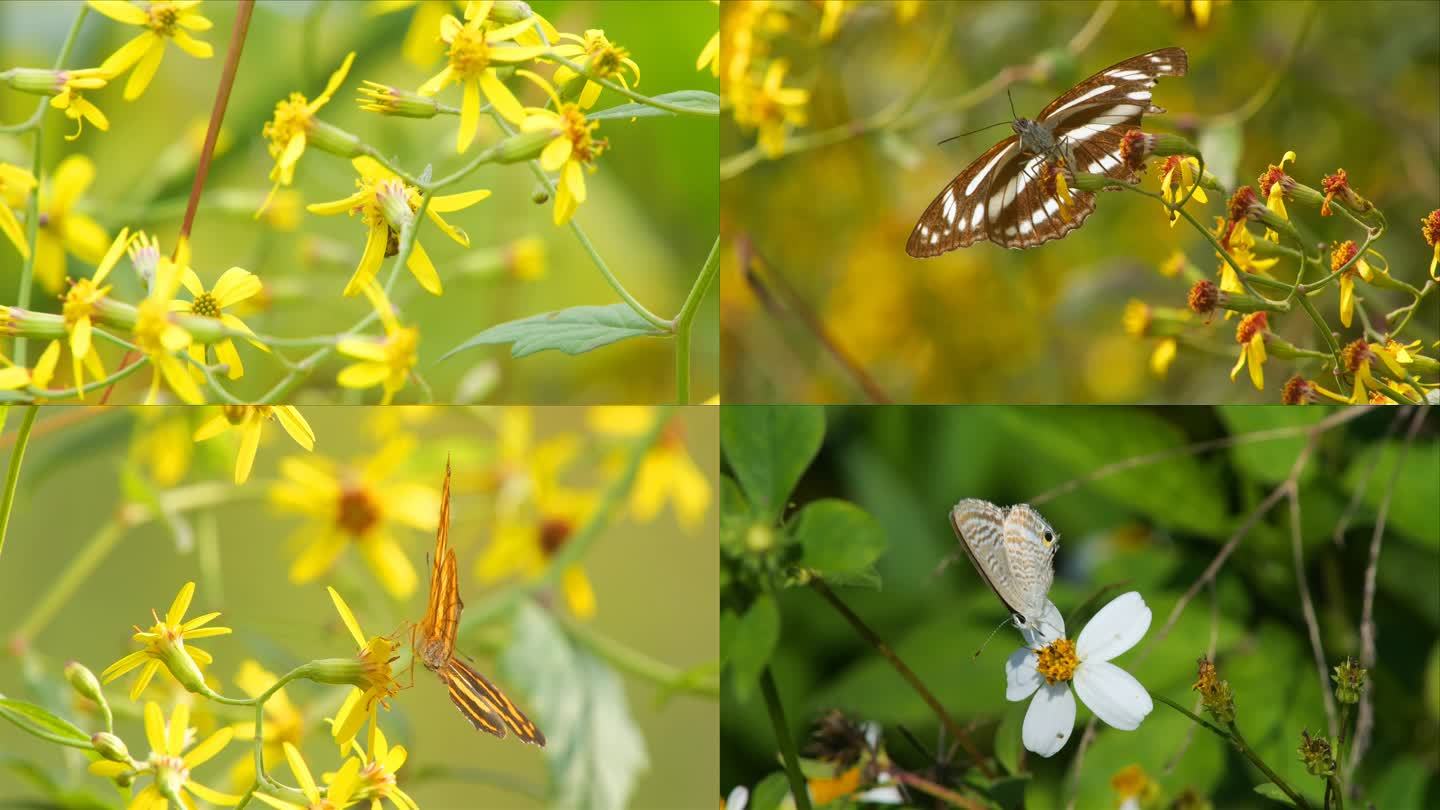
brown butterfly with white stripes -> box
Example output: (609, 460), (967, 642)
(411, 459), (546, 746)
(907, 47), (1187, 257)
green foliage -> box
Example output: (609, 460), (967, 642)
(441, 303), (670, 361)
(721, 405), (825, 523)
(1343, 440), (1439, 549)
(0, 697), (90, 747)
(791, 499), (885, 577)
(725, 596), (781, 703)
(588, 90), (721, 120)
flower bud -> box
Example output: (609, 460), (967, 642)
(1282, 376), (1319, 405)
(531, 186), (551, 204)
(1331, 657), (1367, 705)
(376, 178), (415, 233)
(65, 661), (106, 705)
(305, 657), (373, 689)
(495, 128), (561, 164)
(1150, 133), (1202, 159)
(306, 119), (363, 159)
(490, 1), (540, 26)
(1286, 181), (1325, 210)
(159, 643), (210, 697)
(1192, 657), (1236, 724)
(746, 524), (774, 552)
(1071, 171), (1119, 193)
(358, 81), (439, 119)
(1298, 729), (1335, 777)
(90, 731), (130, 763)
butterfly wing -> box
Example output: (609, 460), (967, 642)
(439, 658), (547, 747)
(419, 459), (454, 647)
(1000, 504), (1057, 622)
(906, 136), (1019, 257)
(950, 499), (1021, 614)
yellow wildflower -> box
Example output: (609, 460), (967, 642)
(818, 0), (849, 40)
(307, 156), (490, 296)
(33, 154), (109, 295)
(0, 163), (36, 258)
(132, 237), (202, 404)
(100, 581), (232, 701)
(129, 408), (196, 486)
(88, 701), (239, 807)
(732, 60), (809, 158)
(1229, 311), (1268, 391)
(326, 587), (402, 750)
(269, 438), (438, 597)
(49, 69), (111, 140)
(1421, 209), (1439, 280)
(521, 99), (607, 225)
(1342, 339), (1410, 404)
(194, 405), (316, 484)
(588, 406), (710, 530)
(1157, 155), (1209, 226)
(417, 3), (548, 151)
(251, 741), (362, 810)
(90, 0), (214, 100)
(1258, 150), (1296, 242)
(1330, 239), (1377, 329)
(342, 725), (418, 810)
(260, 52), (355, 213)
(697, 2), (720, 76)
(30, 228), (133, 396)
(552, 29), (640, 109)
(170, 264), (266, 380)
(336, 283), (420, 405)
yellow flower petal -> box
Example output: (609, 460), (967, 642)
(124, 37), (166, 100)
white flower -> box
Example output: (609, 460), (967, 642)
(1004, 591), (1154, 757)
(724, 785), (749, 810)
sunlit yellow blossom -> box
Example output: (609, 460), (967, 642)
(1330, 240), (1378, 329)
(307, 156), (490, 296)
(90, 0), (213, 100)
(30, 228), (133, 396)
(697, 2), (720, 76)
(367, 0), (462, 66)
(1342, 339), (1411, 404)
(169, 264), (266, 380)
(552, 29), (640, 109)
(336, 283), (420, 405)
(33, 154), (110, 294)
(417, 3), (548, 151)
(336, 725), (418, 810)
(1229, 311), (1268, 391)
(818, 0), (849, 40)
(479, 413), (598, 618)
(194, 405), (315, 484)
(251, 741), (361, 810)
(588, 406), (710, 530)
(49, 69), (110, 140)
(1422, 209), (1439, 280)
(260, 52), (355, 213)
(269, 439), (438, 597)
(133, 238), (202, 404)
(1157, 155), (1209, 227)
(129, 407), (195, 486)
(1213, 219), (1278, 316)
(100, 581), (232, 701)
(732, 60), (809, 158)
(521, 99), (608, 225)
(0, 163), (36, 258)
(229, 660), (306, 790)
(1258, 150), (1296, 242)
(326, 587), (402, 750)
(87, 701), (239, 807)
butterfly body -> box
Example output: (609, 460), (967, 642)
(950, 499), (1058, 631)
(413, 460), (546, 747)
(908, 47), (1187, 256)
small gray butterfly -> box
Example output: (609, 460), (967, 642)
(950, 499), (1058, 631)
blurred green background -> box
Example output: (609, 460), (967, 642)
(1, 0), (718, 404)
(0, 405), (718, 808)
(720, 406), (1439, 808)
(720, 0), (1440, 403)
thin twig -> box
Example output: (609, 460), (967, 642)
(1289, 489), (1337, 737)
(761, 668), (812, 810)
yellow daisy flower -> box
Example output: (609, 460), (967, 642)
(1342, 339), (1410, 404)
(269, 438), (438, 598)
(132, 237), (202, 404)
(252, 741), (362, 810)
(697, 2), (720, 77)
(588, 406), (710, 531)
(339, 725), (418, 810)
(732, 60), (809, 158)
(100, 581), (232, 701)
(33, 154), (110, 295)
(170, 264), (266, 380)
(194, 405), (316, 484)
(1157, 155), (1209, 227)
(521, 98), (608, 226)
(28, 228), (133, 397)
(306, 156), (491, 296)
(260, 52), (355, 213)
(335, 283), (420, 405)
(50, 69), (111, 140)
(87, 701), (239, 807)
(1258, 150), (1296, 242)
(229, 660), (306, 791)
(129, 407), (196, 486)
(326, 586), (402, 750)
(1229, 311), (1269, 391)
(0, 162), (37, 258)
(552, 29), (641, 109)
(90, 0), (214, 101)
(417, 2), (548, 152)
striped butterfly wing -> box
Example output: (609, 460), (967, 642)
(999, 504), (1057, 624)
(439, 657), (547, 747)
(418, 459), (455, 657)
(907, 136), (1019, 257)
(949, 499), (1020, 615)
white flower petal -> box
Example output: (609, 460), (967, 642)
(1020, 599), (1065, 647)
(1073, 660), (1153, 731)
(1021, 683), (1075, 757)
(1076, 591), (1151, 663)
(725, 786), (749, 810)
(1005, 647), (1043, 701)
(857, 786), (905, 805)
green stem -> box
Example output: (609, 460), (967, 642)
(0, 405), (38, 561)
(760, 667), (812, 810)
(543, 52), (717, 116)
(1294, 292), (1345, 381)
(1228, 722), (1313, 810)
(673, 236), (720, 404)
(558, 614), (718, 698)
(0, 353), (151, 404)
(1328, 775), (1345, 810)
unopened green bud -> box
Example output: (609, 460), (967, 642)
(531, 186), (551, 204)
(1151, 133), (1201, 159)
(358, 81), (439, 119)
(745, 524), (773, 553)
(306, 119), (363, 159)
(4, 68), (66, 95)
(1217, 293), (1285, 315)
(1331, 657), (1367, 705)
(1071, 172), (1122, 193)
(65, 661), (106, 704)
(495, 127), (560, 164)
(160, 644), (209, 696)
(306, 657), (371, 689)
(1288, 181), (1325, 210)
(490, 0), (540, 25)
(376, 178), (415, 232)
(90, 731), (130, 762)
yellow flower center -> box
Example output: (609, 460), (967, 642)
(336, 487), (381, 536)
(190, 292), (221, 318)
(147, 3), (181, 36)
(63, 279), (104, 327)
(447, 26), (491, 79)
(133, 299), (173, 355)
(149, 751), (190, 787)
(385, 327), (419, 378)
(222, 404), (251, 425)
(559, 104), (606, 164)
(1034, 638), (1079, 684)
(263, 94), (314, 158)
(360, 761), (398, 795)
(583, 34), (629, 79)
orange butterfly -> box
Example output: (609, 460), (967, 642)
(412, 459), (546, 746)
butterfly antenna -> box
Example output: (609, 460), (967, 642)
(1007, 87), (1018, 120)
(936, 120), (1012, 146)
(972, 616), (1015, 659)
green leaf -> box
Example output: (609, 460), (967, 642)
(1198, 119), (1242, 188)
(721, 406), (825, 523)
(791, 499), (886, 576)
(0, 697), (90, 746)
(440, 304), (668, 361)
(1343, 440), (1440, 549)
(1217, 406), (1335, 484)
(749, 772), (791, 810)
(502, 604), (648, 810)
(587, 90), (720, 120)
(1253, 783), (1297, 806)
(725, 595), (780, 702)
(720, 476), (750, 553)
